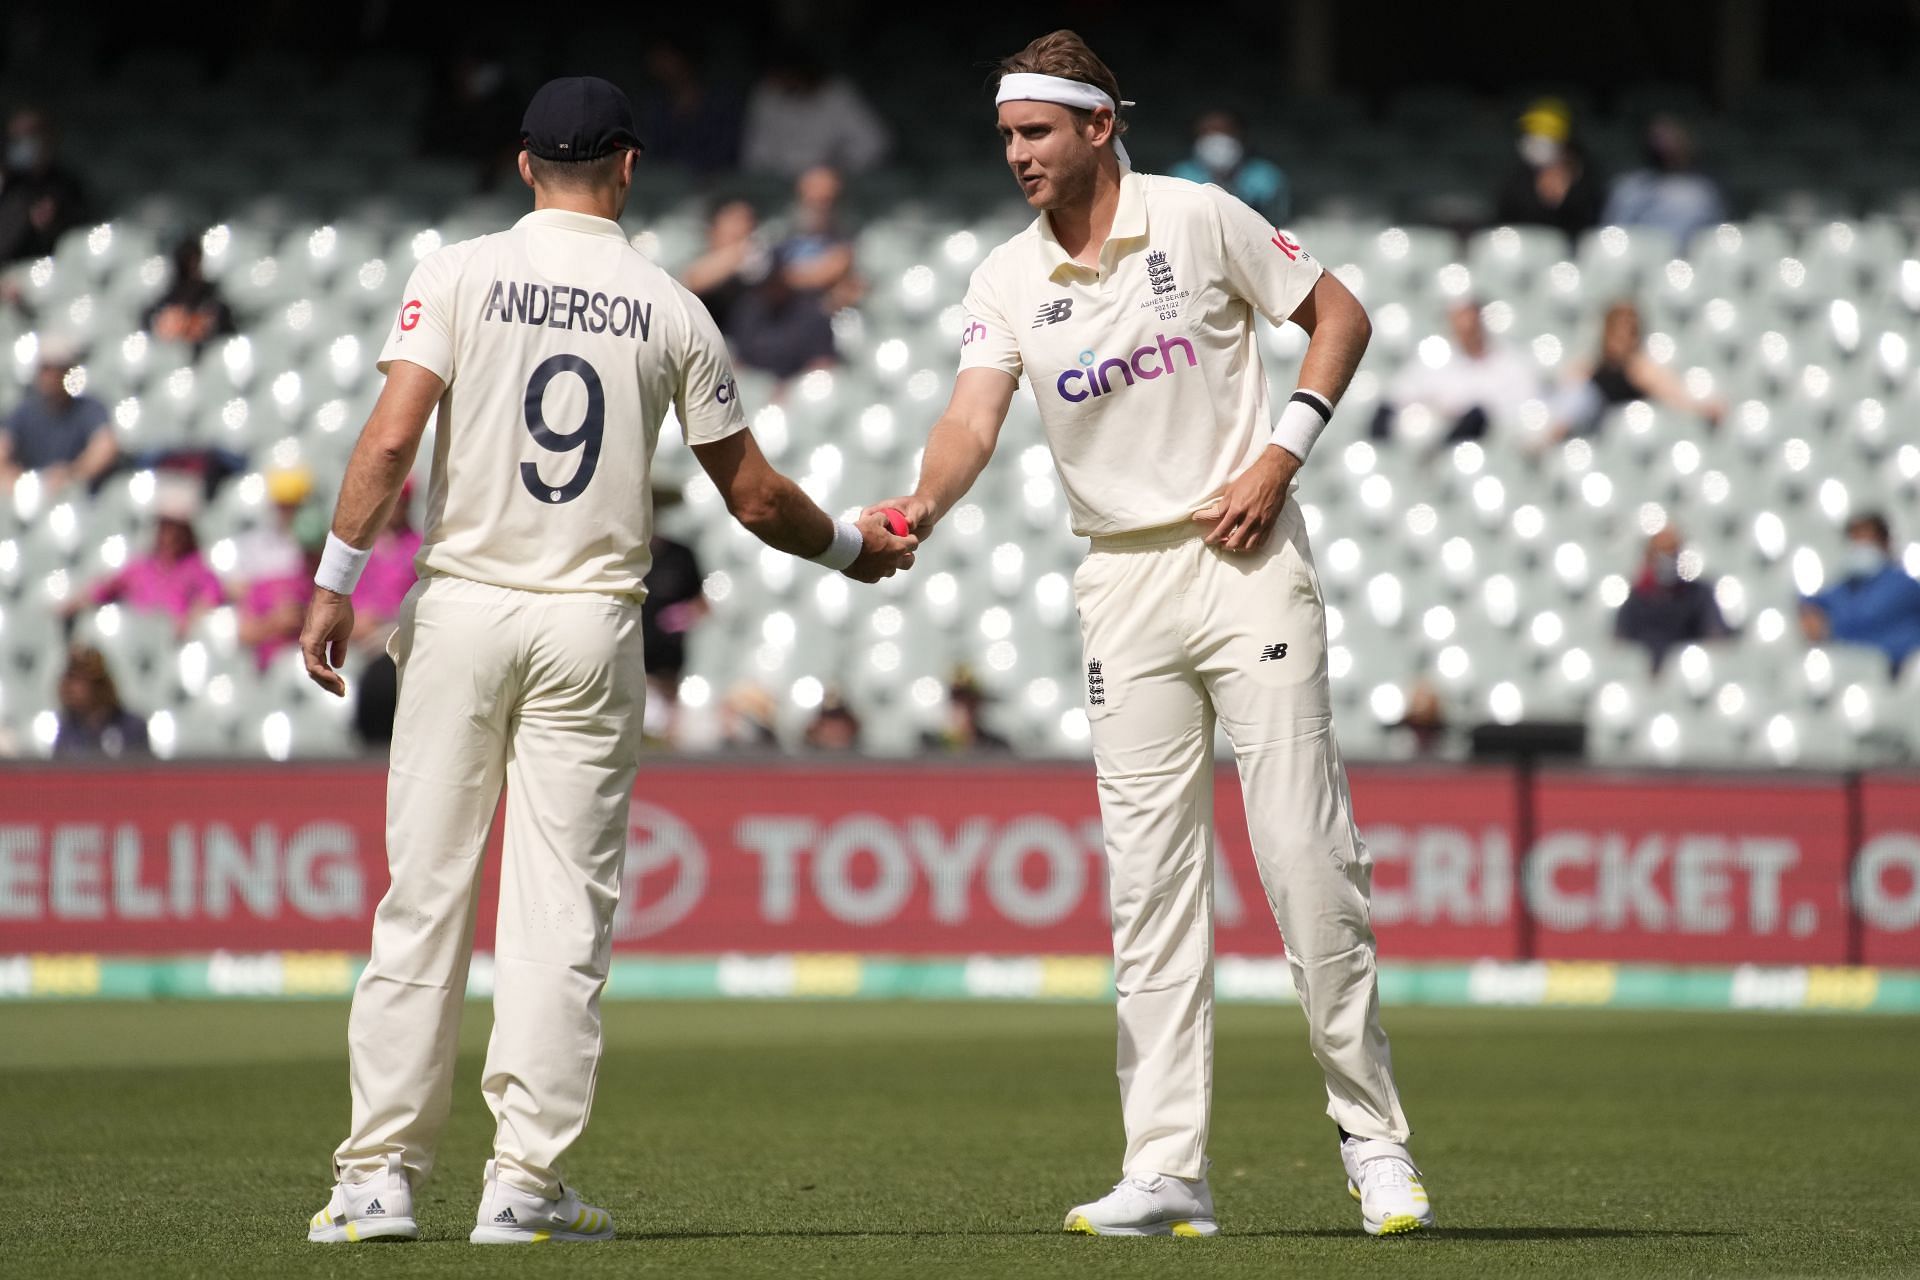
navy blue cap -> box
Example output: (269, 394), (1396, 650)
(521, 76), (643, 161)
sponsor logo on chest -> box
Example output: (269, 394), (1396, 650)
(1054, 332), (1197, 403)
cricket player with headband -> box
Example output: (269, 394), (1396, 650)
(298, 76), (915, 1246)
(868, 31), (1432, 1238)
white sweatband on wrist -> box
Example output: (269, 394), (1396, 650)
(1270, 388), (1334, 462)
(314, 532), (372, 595)
(807, 518), (863, 572)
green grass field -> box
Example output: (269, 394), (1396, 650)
(3, 999), (1916, 1278)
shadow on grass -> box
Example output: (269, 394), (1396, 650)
(574, 1225), (1736, 1243)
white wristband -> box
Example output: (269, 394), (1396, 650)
(1270, 388), (1334, 462)
(314, 532), (372, 595)
(807, 518), (863, 572)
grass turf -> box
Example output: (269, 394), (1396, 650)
(2, 999), (1916, 1278)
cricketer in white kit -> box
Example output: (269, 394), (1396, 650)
(868, 32), (1434, 1237)
(297, 76), (914, 1246)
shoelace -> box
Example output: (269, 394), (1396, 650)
(1111, 1174), (1166, 1197)
(1360, 1157), (1416, 1194)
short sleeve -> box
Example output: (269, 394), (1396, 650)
(671, 287), (748, 447)
(1208, 184), (1324, 327)
(377, 251), (458, 381)
(956, 263), (1022, 382)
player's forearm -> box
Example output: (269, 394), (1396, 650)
(331, 425), (420, 548)
(1295, 300), (1370, 405)
(729, 472), (837, 557)
(911, 414), (997, 526)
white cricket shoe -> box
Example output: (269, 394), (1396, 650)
(1064, 1172), (1219, 1237)
(307, 1152), (418, 1243)
(1342, 1137), (1435, 1235)
(468, 1159), (616, 1244)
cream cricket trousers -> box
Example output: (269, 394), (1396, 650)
(333, 573), (646, 1198)
(1073, 501), (1411, 1180)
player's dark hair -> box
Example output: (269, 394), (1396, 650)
(1848, 511), (1892, 548)
(526, 151), (628, 193)
(995, 30), (1128, 139)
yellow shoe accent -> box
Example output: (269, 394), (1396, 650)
(1349, 1185), (1362, 1202)
(1170, 1222), (1203, 1238)
(1066, 1214), (1097, 1235)
(529, 1230), (551, 1244)
(1376, 1214), (1426, 1235)
(344, 1222), (360, 1243)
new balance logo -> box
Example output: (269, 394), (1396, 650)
(1033, 298), (1073, 327)
(493, 1207), (518, 1224)
(1259, 643), (1290, 662)
(1087, 659), (1107, 707)
(365, 1199), (385, 1215)
(1146, 249), (1177, 296)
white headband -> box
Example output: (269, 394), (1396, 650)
(995, 72), (1134, 169)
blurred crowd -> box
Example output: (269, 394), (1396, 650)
(4, 59), (1916, 761)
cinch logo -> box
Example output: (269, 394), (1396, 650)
(714, 375), (738, 404)
(960, 318), (988, 347)
(1055, 332), (1197, 403)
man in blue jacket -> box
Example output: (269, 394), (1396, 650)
(1801, 512), (1920, 675)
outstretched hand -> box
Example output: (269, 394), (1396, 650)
(861, 495), (936, 539)
(844, 511), (918, 583)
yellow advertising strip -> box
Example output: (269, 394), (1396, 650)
(1542, 961), (1618, 1005)
(789, 953), (863, 997)
(280, 952), (357, 997)
(1802, 966), (1879, 1011)
(30, 953), (101, 997)
(1039, 956), (1113, 999)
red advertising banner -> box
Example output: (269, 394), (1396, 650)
(1858, 774), (1920, 968)
(0, 763), (1913, 967)
(1528, 771), (1853, 965)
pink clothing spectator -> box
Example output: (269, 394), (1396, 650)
(357, 528), (422, 620)
(240, 572), (311, 670)
(90, 553), (224, 629)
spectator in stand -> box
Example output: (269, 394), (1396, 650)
(637, 37), (743, 175)
(0, 108), (88, 265)
(1169, 110), (1289, 221)
(1615, 523), (1730, 672)
(52, 645), (149, 759)
(777, 165), (863, 311)
(1549, 300), (1723, 440)
(418, 51), (521, 189)
(1387, 678), (1451, 759)
(230, 464), (314, 584)
(681, 199), (770, 335)
(1602, 115), (1726, 252)
(1493, 97), (1603, 239)
(729, 246), (837, 379)
(0, 338), (117, 494)
(1800, 512), (1920, 676)
(922, 667), (1012, 754)
(237, 506), (329, 671)
(142, 235), (237, 354)
(346, 486), (420, 749)
(640, 509), (709, 741)
(354, 477), (421, 639)
(74, 478), (223, 636)
(1371, 299), (1540, 447)
(741, 47), (889, 177)
(803, 690), (862, 752)
(721, 680), (779, 749)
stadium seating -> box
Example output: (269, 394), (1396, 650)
(3, 55), (1918, 763)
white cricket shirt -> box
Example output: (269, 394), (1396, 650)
(958, 170), (1323, 536)
(378, 208), (746, 597)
